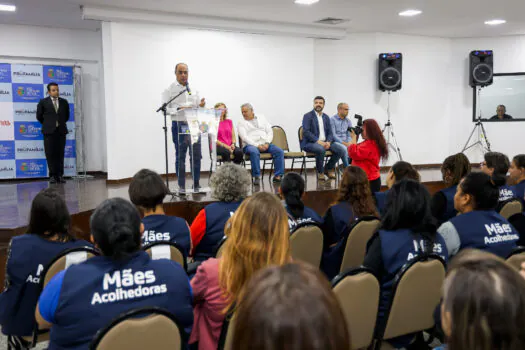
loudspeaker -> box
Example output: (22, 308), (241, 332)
(469, 50), (493, 87)
(378, 53), (402, 92)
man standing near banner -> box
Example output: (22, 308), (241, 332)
(36, 82), (69, 184)
(163, 63), (206, 192)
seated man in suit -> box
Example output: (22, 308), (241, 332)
(238, 103), (285, 186)
(301, 96), (345, 181)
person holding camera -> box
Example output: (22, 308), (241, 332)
(348, 119), (389, 193)
(330, 103), (352, 169)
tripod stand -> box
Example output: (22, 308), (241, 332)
(462, 86), (492, 154)
(382, 91), (403, 161)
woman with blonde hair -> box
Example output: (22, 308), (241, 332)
(215, 102), (243, 164)
(189, 192), (291, 350)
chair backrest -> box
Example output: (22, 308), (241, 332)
(42, 246), (100, 288)
(289, 224), (323, 267)
(332, 267), (379, 350)
(214, 236), (228, 258)
(143, 242), (187, 271)
(90, 307), (186, 350)
(271, 126), (289, 152)
(499, 200), (524, 220)
(298, 126), (304, 143)
(340, 217), (381, 273)
(506, 246), (525, 271)
(379, 254), (446, 341)
(217, 310), (236, 350)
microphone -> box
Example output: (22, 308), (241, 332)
(186, 84), (191, 95)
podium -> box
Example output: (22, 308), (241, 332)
(169, 108), (221, 194)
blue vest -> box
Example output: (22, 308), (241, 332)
(287, 206), (323, 232)
(449, 210), (519, 258)
(374, 190), (389, 215)
(378, 229), (447, 318)
(322, 202), (355, 248)
(0, 235), (91, 336)
(438, 185), (458, 224)
(141, 215), (190, 257)
(513, 180), (525, 202)
(48, 251), (193, 350)
(194, 201), (241, 262)
(499, 185), (517, 203)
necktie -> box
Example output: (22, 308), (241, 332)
(53, 98), (59, 127)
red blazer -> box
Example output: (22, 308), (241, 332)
(348, 140), (381, 181)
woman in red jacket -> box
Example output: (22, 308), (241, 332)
(348, 119), (389, 193)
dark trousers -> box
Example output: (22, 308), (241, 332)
(217, 145), (244, 165)
(370, 177), (382, 193)
(43, 131), (66, 179)
(172, 122), (201, 188)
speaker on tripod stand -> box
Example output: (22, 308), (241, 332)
(378, 53), (403, 160)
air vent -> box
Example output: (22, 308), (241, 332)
(315, 17), (349, 25)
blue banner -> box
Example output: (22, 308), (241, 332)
(16, 159), (48, 178)
(0, 64), (11, 83)
(43, 66), (74, 85)
(14, 122), (43, 141)
(12, 83), (44, 103)
(0, 141), (15, 160)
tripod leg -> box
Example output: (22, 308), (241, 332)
(461, 124), (479, 153)
(478, 122), (491, 152)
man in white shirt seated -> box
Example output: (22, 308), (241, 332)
(238, 103), (285, 186)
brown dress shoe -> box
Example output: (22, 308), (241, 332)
(325, 170), (336, 179)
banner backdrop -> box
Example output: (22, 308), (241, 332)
(0, 64), (76, 179)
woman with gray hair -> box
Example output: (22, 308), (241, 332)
(190, 163), (251, 262)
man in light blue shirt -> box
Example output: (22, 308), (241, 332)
(330, 103), (352, 168)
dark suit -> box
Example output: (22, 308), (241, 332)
(301, 110), (345, 173)
(36, 96), (70, 179)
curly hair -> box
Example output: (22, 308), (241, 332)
(210, 163), (251, 203)
(335, 166), (379, 218)
(442, 153), (471, 186)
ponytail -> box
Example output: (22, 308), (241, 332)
(490, 173), (507, 188)
(280, 173), (306, 219)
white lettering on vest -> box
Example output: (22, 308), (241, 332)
(143, 231), (171, 243)
(26, 264), (45, 284)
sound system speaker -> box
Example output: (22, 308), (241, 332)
(378, 53), (402, 92)
(469, 50), (493, 87)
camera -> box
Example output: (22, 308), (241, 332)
(348, 114), (364, 136)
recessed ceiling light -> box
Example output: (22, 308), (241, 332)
(295, 0), (319, 5)
(399, 9), (422, 17)
(485, 19), (506, 26)
(0, 4), (16, 12)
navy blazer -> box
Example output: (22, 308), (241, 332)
(301, 110), (334, 149)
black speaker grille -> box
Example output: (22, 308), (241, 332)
(380, 67), (401, 90)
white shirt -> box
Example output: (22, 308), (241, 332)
(317, 111), (326, 141)
(162, 82), (200, 116)
(238, 115), (273, 147)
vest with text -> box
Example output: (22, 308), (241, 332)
(499, 185), (517, 203)
(438, 185), (458, 224)
(141, 215), (190, 258)
(287, 206), (323, 232)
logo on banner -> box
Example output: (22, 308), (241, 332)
(16, 159), (47, 178)
(15, 122), (43, 140)
(60, 91), (72, 98)
(13, 71), (41, 78)
(0, 160), (15, 179)
(16, 141), (45, 159)
(11, 65), (43, 84)
(0, 141), (15, 160)
(44, 66), (73, 84)
(14, 105), (37, 121)
(12, 84), (44, 103)
(0, 64), (11, 83)
(65, 140), (76, 158)
(0, 83), (12, 102)
(0, 120), (11, 127)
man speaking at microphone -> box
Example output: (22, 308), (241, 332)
(163, 63), (206, 192)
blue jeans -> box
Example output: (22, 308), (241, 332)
(303, 142), (346, 173)
(331, 142), (350, 168)
(243, 144), (285, 178)
(172, 121), (201, 188)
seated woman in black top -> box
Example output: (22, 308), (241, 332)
(480, 152), (517, 206)
(375, 161), (420, 215)
(279, 172), (323, 232)
(432, 153), (471, 225)
(364, 180), (448, 349)
(0, 188), (92, 339)
(321, 166), (378, 279)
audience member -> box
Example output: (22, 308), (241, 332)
(215, 102), (243, 164)
(301, 96), (345, 181)
(189, 192), (290, 350)
(190, 163), (251, 262)
(330, 102), (352, 168)
(348, 119), (388, 193)
(238, 103), (284, 185)
(232, 263), (350, 350)
(509, 154), (525, 202)
(36, 198), (193, 350)
(0, 189), (92, 338)
(279, 172), (323, 232)
(321, 166), (378, 279)
(375, 161), (420, 215)
(480, 151), (517, 205)
(363, 180), (447, 349)
(439, 249), (525, 350)
(432, 153), (471, 225)
(129, 169), (191, 257)
(437, 172), (519, 259)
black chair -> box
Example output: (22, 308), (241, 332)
(217, 305), (235, 350)
(90, 307), (188, 350)
(214, 236), (228, 258)
(142, 241), (188, 271)
(506, 246), (525, 271)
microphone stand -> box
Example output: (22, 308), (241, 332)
(156, 88), (188, 198)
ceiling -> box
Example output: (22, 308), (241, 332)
(1, 0), (525, 38)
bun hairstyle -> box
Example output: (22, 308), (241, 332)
(484, 152), (510, 186)
(280, 172), (305, 219)
(391, 161), (421, 183)
(513, 154), (525, 170)
(442, 153), (471, 185)
(459, 172), (500, 211)
(90, 198), (142, 260)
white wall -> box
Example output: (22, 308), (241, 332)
(102, 22), (314, 180)
(0, 24), (106, 172)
